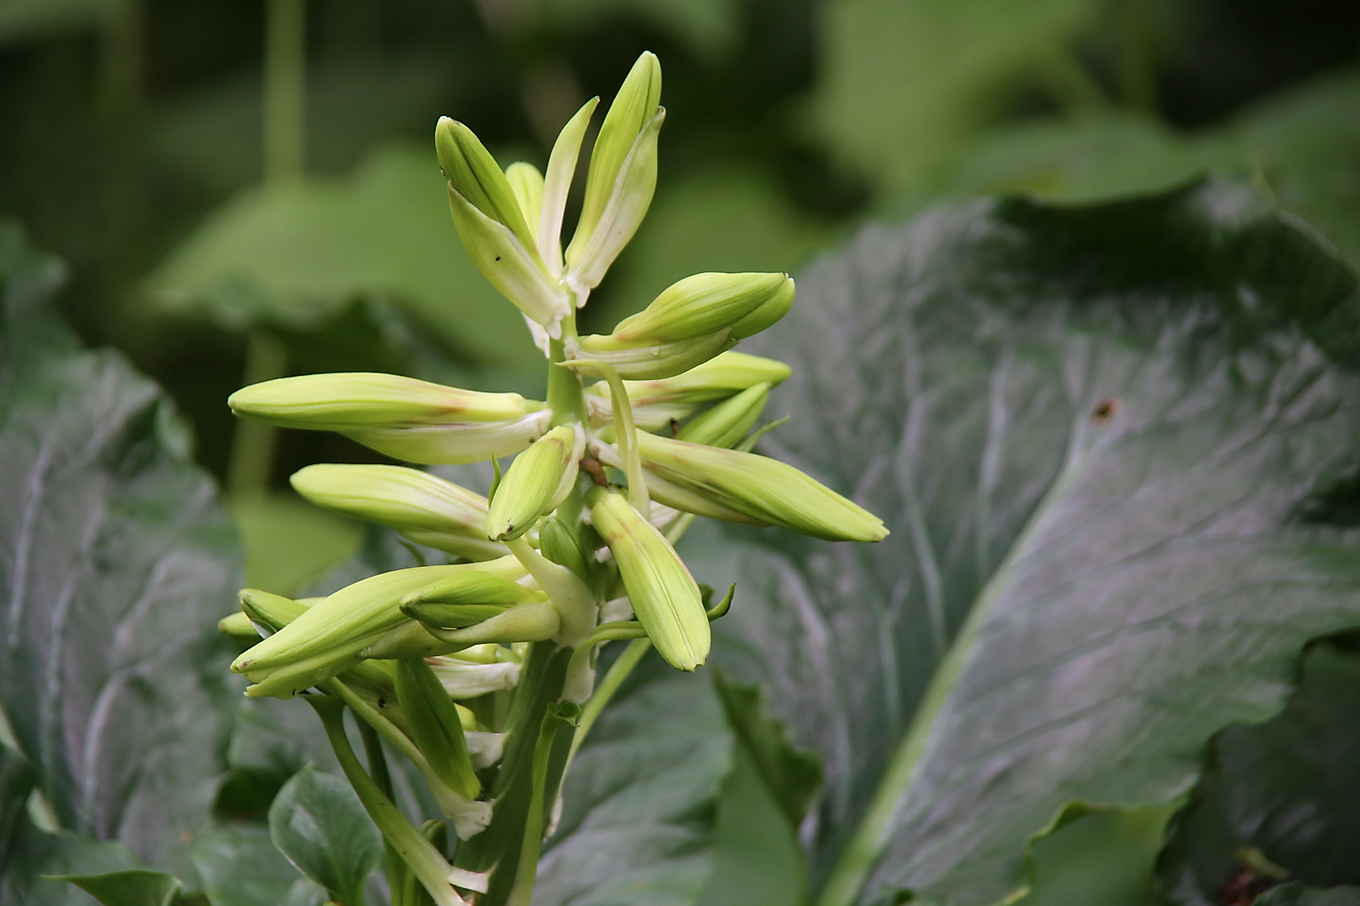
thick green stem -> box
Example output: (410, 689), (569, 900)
(567, 638), (650, 767)
(265, 0), (306, 184)
(506, 705), (578, 906)
(227, 330), (287, 499)
(546, 320), (588, 428)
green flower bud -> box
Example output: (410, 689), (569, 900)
(611, 273), (793, 343)
(345, 410), (552, 465)
(229, 373), (539, 428)
(445, 185), (572, 333)
(428, 656), (521, 699)
(568, 330), (734, 380)
(539, 98), (599, 276)
(402, 602), (514, 629)
(634, 432), (889, 542)
(565, 52), (664, 289)
(394, 657), (480, 799)
(239, 587), (310, 633)
(676, 383), (770, 448)
(588, 488), (709, 671)
(537, 515), (592, 580)
(218, 610), (258, 641)
(416, 600), (562, 650)
(290, 464), (507, 560)
(485, 424), (584, 541)
(504, 161), (545, 238)
(232, 558), (525, 698)
(586, 351), (791, 427)
(434, 117), (535, 248)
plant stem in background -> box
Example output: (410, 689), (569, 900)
(265, 0), (307, 185)
(227, 330), (287, 499)
(1118, 0), (1159, 115)
(99, 0), (145, 327)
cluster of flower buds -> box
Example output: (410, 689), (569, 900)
(221, 50), (886, 906)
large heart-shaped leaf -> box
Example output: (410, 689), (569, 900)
(535, 657), (734, 906)
(1158, 642), (1360, 905)
(700, 181), (1360, 906)
(0, 221), (243, 880)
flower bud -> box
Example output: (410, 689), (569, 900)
(218, 610), (258, 641)
(229, 373), (538, 427)
(539, 98), (599, 275)
(588, 488), (709, 671)
(586, 351), (791, 427)
(565, 52), (663, 289)
(611, 273), (793, 343)
(434, 117), (535, 248)
(504, 161), (545, 238)
(634, 432), (889, 542)
(231, 558), (525, 698)
(429, 657), (521, 698)
(416, 600), (561, 650)
(394, 657), (480, 799)
(239, 587), (310, 633)
(290, 464), (506, 560)
(568, 330), (734, 381)
(444, 186), (573, 333)
(537, 515), (592, 580)
(346, 410), (552, 465)
(485, 424), (584, 541)
(676, 383), (770, 448)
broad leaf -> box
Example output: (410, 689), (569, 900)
(0, 221), (243, 878)
(1258, 885), (1360, 906)
(536, 656), (734, 906)
(145, 145), (541, 371)
(1158, 643), (1360, 905)
(703, 181), (1360, 906)
(50, 869), (183, 906)
(712, 673), (821, 829)
(191, 823), (318, 906)
(268, 766), (382, 903)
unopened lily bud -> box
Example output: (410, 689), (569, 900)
(290, 464), (506, 560)
(568, 330), (734, 381)
(677, 383), (770, 448)
(587, 351), (791, 427)
(417, 600), (561, 650)
(429, 657), (521, 698)
(231, 558), (524, 698)
(537, 515), (592, 580)
(446, 186), (573, 333)
(239, 587), (310, 634)
(402, 601), (514, 628)
(612, 273), (793, 343)
(485, 424), (584, 541)
(539, 98), (599, 274)
(218, 610), (258, 641)
(229, 373), (549, 464)
(505, 161), (545, 237)
(434, 117), (535, 248)
(588, 488), (709, 671)
(394, 657), (480, 799)
(347, 410), (552, 465)
(564, 52), (663, 289)
(635, 432), (888, 542)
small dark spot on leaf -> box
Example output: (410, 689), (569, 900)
(1091, 398), (1121, 423)
(581, 457), (609, 486)
(378, 697), (387, 708)
(669, 418), (680, 438)
(494, 256), (502, 262)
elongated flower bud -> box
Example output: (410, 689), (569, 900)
(429, 656), (521, 698)
(417, 600), (561, 650)
(612, 273), (793, 343)
(240, 588), (310, 633)
(232, 558), (525, 698)
(228, 373), (540, 430)
(635, 432), (888, 542)
(218, 610), (258, 641)
(564, 53), (662, 291)
(676, 383), (770, 448)
(587, 351), (791, 427)
(290, 464), (506, 560)
(568, 330), (735, 381)
(446, 184), (572, 332)
(505, 161), (545, 237)
(346, 410), (552, 465)
(588, 489), (709, 671)
(485, 424), (584, 541)
(394, 657), (480, 799)
(434, 117), (536, 248)
(537, 515), (592, 580)
(539, 98), (599, 274)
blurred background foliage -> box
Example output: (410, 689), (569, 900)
(3, 2), (1359, 903)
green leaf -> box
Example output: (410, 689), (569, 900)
(49, 869), (183, 906)
(0, 221), (243, 879)
(1257, 884), (1360, 906)
(191, 822), (318, 906)
(810, 0), (1102, 195)
(268, 766), (382, 904)
(0, 0), (113, 46)
(712, 672), (821, 829)
(1158, 643), (1360, 905)
(144, 144), (542, 371)
(701, 181), (1360, 906)
(536, 657), (734, 906)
